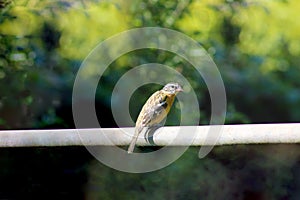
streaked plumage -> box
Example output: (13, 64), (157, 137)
(128, 82), (183, 153)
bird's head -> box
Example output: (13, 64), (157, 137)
(162, 82), (183, 95)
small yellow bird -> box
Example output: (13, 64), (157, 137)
(128, 82), (183, 153)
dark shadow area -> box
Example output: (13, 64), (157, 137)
(0, 145), (299, 199)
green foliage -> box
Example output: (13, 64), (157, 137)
(1, 0), (300, 128)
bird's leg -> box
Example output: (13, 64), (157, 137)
(144, 123), (164, 145)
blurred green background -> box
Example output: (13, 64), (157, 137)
(0, 0), (300, 199)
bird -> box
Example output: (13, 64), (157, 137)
(128, 82), (183, 153)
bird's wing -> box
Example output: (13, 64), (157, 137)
(141, 93), (168, 127)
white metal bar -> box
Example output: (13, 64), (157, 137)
(0, 123), (299, 147)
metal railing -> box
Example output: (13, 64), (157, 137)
(0, 123), (299, 147)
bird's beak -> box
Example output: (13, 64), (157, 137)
(177, 86), (183, 92)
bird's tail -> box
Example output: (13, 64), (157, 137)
(127, 127), (142, 154)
